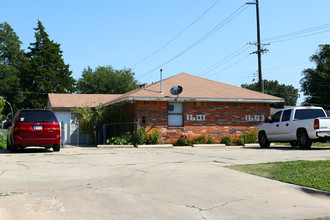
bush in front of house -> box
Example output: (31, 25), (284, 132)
(243, 129), (258, 144)
(175, 133), (193, 146)
(106, 132), (132, 145)
(235, 135), (245, 145)
(145, 128), (162, 144)
(220, 136), (232, 146)
(193, 135), (207, 144)
(234, 129), (258, 145)
(206, 136), (216, 144)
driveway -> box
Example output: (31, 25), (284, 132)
(0, 145), (330, 220)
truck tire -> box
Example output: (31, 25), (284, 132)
(258, 131), (270, 148)
(297, 130), (312, 149)
(290, 141), (298, 147)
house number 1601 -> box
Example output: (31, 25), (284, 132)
(186, 114), (206, 121)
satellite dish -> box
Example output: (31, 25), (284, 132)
(170, 85), (183, 96)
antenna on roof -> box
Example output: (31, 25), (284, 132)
(160, 69), (163, 94)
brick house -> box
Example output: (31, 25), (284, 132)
(101, 73), (284, 143)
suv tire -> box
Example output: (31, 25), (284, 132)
(53, 144), (60, 152)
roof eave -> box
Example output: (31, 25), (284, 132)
(102, 97), (284, 107)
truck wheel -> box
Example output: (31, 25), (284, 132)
(290, 141), (298, 147)
(258, 131), (270, 148)
(297, 130), (312, 149)
(53, 144), (60, 152)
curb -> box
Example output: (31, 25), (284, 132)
(192, 144), (226, 147)
(97, 145), (135, 148)
(137, 144), (173, 148)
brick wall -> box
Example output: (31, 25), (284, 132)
(131, 101), (270, 144)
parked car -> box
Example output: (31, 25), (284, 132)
(258, 107), (330, 149)
(6, 109), (61, 152)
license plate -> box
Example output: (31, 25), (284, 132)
(33, 126), (43, 130)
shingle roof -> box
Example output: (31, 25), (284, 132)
(104, 72), (284, 105)
(48, 93), (121, 109)
(48, 73), (284, 109)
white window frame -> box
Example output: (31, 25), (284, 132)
(168, 102), (183, 127)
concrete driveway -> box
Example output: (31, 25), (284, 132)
(0, 145), (329, 220)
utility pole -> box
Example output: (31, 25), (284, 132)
(247, 0), (268, 93)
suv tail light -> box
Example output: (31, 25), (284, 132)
(314, 119), (319, 129)
(44, 125), (60, 131)
(14, 125), (33, 131)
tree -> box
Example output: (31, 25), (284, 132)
(77, 66), (139, 94)
(300, 44), (330, 109)
(0, 22), (26, 113)
(22, 20), (75, 108)
(241, 80), (299, 108)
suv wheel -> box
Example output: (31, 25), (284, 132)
(6, 139), (11, 151)
(10, 144), (18, 153)
(53, 144), (60, 152)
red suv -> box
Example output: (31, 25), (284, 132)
(6, 109), (61, 152)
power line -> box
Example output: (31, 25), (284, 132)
(130, 0), (222, 68)
(262, 23), (330, 43)
(205, 53), (252, 78)
(198, 44), (252, 76)
(137, 3), (250, 79)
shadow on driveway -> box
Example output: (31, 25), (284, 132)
(300, 187), (330, 198)
(0, 147), (54, 154)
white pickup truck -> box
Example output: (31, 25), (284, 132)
(258, 107), (330, 149)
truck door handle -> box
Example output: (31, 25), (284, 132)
(276, 124), (279, 127)
(286, 123), (289, 126)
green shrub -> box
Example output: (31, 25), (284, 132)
(106, 136), (129, 145)
(0, 135), (6, 149)
(145, 128), (162, 144)
(206, 136), (216, 144)
(220, 136), (232, 146)
(175, 134), (192, 146)
(131, 127), (146, 147)
(244, 129), (258, 144)
(235, 135), (245, 145)
(193, 135), (207, 144)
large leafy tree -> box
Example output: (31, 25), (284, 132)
(77, 66), (139, 94)
(0, 22), (26, 114)
(22, 20), (75, 108)
(242, 80), (299, 108)
(300, 44), (330, 109)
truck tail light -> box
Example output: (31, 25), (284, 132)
(314, 119), (319, 129)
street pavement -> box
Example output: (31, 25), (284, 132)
(0, 145), (329, 220)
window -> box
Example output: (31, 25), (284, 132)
(282, 109), (292, 122)
(294, 109), (326, 120)
(168, 102), (183, 127)
(271, 111), (282, 123)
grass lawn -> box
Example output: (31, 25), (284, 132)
(228, 160), (330, 192)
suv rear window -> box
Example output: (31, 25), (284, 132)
(18, 110), (58, 123)
(294, 109), (326, 120)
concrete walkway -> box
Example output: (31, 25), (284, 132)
(0, 145), (329, 219)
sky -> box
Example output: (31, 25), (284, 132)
(2, 0), (330, 105)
